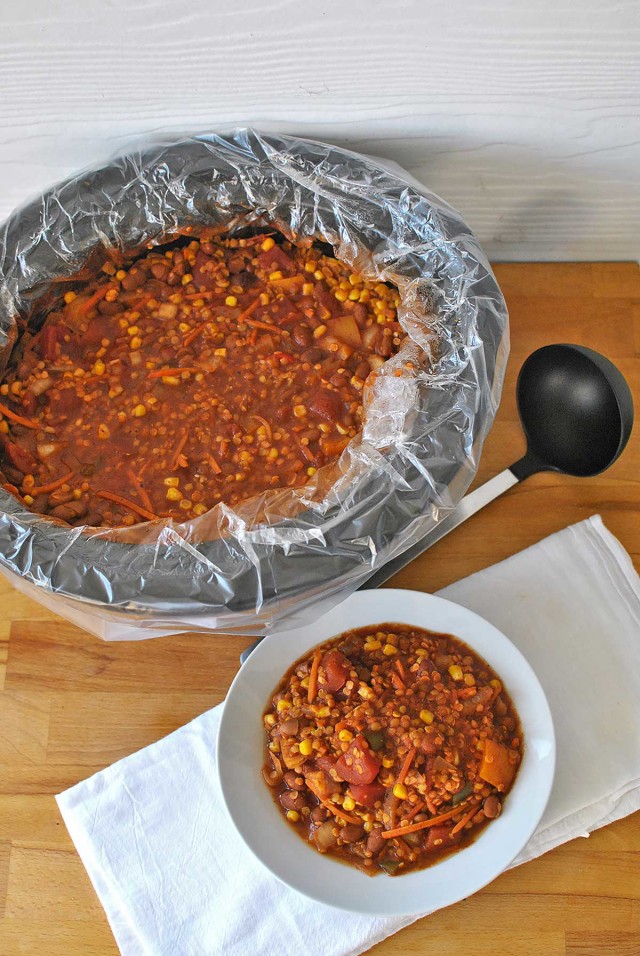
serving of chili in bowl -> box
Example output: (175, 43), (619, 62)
(217, 589), (555, 916)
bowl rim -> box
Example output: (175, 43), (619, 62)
(217, 588), (556, 916)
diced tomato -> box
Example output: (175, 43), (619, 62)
(3, 441), (37, 475)
(334, 735), (381, 785)
(321, 649), (351, 693)
(309, 388), (345, 423)
(349, 781), (386, 808)
(425, 825), (462, 851)
(37, 325), (61, 361)
(257, 244), (295, 275)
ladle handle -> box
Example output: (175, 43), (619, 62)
(359, 468), (520, 590)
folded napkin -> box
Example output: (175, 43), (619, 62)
(57, 515), (640, 956)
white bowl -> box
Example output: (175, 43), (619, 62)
(217, 589), (555, 916)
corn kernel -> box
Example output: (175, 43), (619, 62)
(276, 699), (291, 712)
(338, 730), (353, 742)
(102, 262), (116, 276)
(64, 291), (77, 304)
(127, 326), (140, 336)
(293, 405), (307, 419)
(382, 643), (398, 656)
(264, 713), (276, 727)
(358, 685), (374, 700)
(300, 676), (310, 689)
(313, 270), (324, 280)
(164, 487), (182, 502)
(348, 289), (360, 300)
(306, 467), (317, 477)
(178, 322), (190, 333)
(115, 270), (127, 281)
(269, 270), (283, 281)
(286, 810), (300, 823)
(299, 739), (313, 756)
(302, 283), (314, 296)
(93, 360), (106, 375)
(490, 679), (502, 691)
(193, 503), (208, 516)
(261, 237), (275, 251)
(23, 494), (34, 505)
(105, 288), (119, 302)
(132, 404), (146, 417)
(382, 756), (395, 768)
(97, 424), (110, 440)
(179, 498), (192, 510)
(334, 289), (348, 302)
(358, 288), (370, 303)
(342, 795), (356, 811)
(364, 639), (382, 651)
(0, 421), (9, 434)
(129, 336), (142, 350)
(225, 295), (238, 307)
(393, 784), (408, 800)
(448, 664), (463, 681)
(314, 705), (331, 717)
(268, 448), (279, 459)
(364, 821), (374, 832)
(464, 673), (476, 686)
(259, 292), (270, 306)
(313, 324), (327, 339)
(162, 376), (180, 385)
(420, 709), (434, 725)
(181, 274), (193, 285)
(163, 477), (180, 488)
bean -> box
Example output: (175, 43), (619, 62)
(355, 361), (370, 380)
(279, 790), (308, 812)
(292, 325), (313, 348)
(301, 348), (322, 364)
(483, 795), (501, 818)
(339, 824), (365, 844)
(310, 805), (329, 824)
(283, 771), (305, 791)
(366, 829), (386, 855)
(49, 500), (87, 523)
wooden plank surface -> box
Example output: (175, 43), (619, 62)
(0, 2), (639, 261)
(0, 262), (638, 955)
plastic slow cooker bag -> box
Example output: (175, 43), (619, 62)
(0, 130), (508, 639)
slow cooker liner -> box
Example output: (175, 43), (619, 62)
(0, 130), (508, 630)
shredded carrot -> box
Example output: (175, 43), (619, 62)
(28, 470), (75, 496)
(382, 800), (470, 840)
(245, 317), (288, 336)
(391, 671), (405, 693)
(183, 322), (211, 348)
(236, 296), (261, 323)
(321, 800), (361, 826)
(208, 453), (222, 475)
(450, 801), (481, 836)
(269, 275), (304, 290)
(147, 367), (201, 380)
(395, 658), (406, 681)
(0, 401), (41, 430)
(1, 481), (25, 502)
(79, 285), (110, 314)
(307, 648), (322, 703)
(404, 801), (426, 823)
(171, 428), (190, 470)
(126, 469), (154, 514)
(395, 746), (416, 788)
(252, 415), (273, 442)
(96, 490), (158, 521)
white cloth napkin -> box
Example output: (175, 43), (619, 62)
(56, 515), (640, 956)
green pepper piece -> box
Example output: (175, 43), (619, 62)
(452, 781), (473, 805)
(379, 857), (401, 875)
(363, 729), (385, 751)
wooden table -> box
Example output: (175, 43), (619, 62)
(1, 263), (638, 956)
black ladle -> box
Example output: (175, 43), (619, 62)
(241, 344), (633, 660)
(362, 343), (634, 589)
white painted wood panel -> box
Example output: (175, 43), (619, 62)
(0, 0), (638, 260)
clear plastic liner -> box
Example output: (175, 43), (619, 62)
(0, 130), (508, 639)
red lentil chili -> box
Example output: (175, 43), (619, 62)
(0, 232), (405, 527)
(263, 624), (523, 876)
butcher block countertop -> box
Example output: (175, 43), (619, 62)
(1, 262), (639, 956)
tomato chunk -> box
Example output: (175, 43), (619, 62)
(349, 781), (386, 808)
(321, 649), (351, 693)
(334, 735), (381, 785)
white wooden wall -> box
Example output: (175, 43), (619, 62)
(0, 0), (638, 261)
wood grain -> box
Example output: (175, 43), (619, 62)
(0, 263), (639, 955)
(0, 2), (638, 260)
